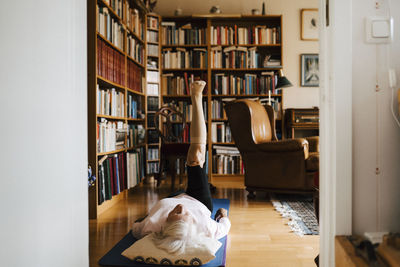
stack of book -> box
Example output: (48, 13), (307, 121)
(212, 72), (279, 95)
(126, 3), (144, 40)
(127, 124), (145, 147)
(127, 35), (144, 64)
(97, 6), (125, 51)
(211, 46), (259, 69)
(97, 38), (125, 85)
(147, 30), (158, 43)
(147, 162), (159, 174)
(127, 94), (143, 119)
(147, 148), (159, 160)
(161, 72), (208, 95)
(103, 0), (124, 18)
(211, 122), (232, 143)
(147, 44), (159, 57)
(210, 25), (281, 45)
(127, 59), (143, 92)
(211, 100), (227, 119)
(126, 148), (145, 188)
(98, 152), (127, 204)
(147, 96), (159, 111)
(96, 85), (125, 117)
(162, 48), (208, 69)
(97, 119), (127, 153)
(161, 22), (206, 45)
(212, 146), (243, 175)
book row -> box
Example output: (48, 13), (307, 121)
(212, 154), (244, 175)
(147, 162), (160, 174)
(161, 72), (208, 95)
(97, 38), (125, 85)
(103, 0), (124, 18)
(211, 46), (261, 69)
(127, 59), (143, 92)
(211, 100), (227, 119)
(97, 86), (125, 117)
(147, 70), (160, 83)
(127, 94), (143, 119)
(159, 123), (190, 143)
(147, 83), (159, 96)
(212, 72), (280, 95)
(147, 129), (160, 144)
(147, 148), (159, 160)
(211, 122), (232, 143)
(147, 44), (159, 57)
(162, 48), (208, 69)
(98, 152), (126, 204)
(210, 25), (281, 45)
(126, 2), (145, 40)
(97, 6), (125, 51)
(147, 16), (159, 30)
(98, 150), (145, 205)
(163, 100), (208, 122)
(161, 23), (207, 45)
(127, 124), (145, 148)
(147, 96), (159, 111)
(147, 30), (158, 43)
(97, 119), (126, 153)
(127, 35), (144, 64)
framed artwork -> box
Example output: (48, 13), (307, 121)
(301, 9), (319, 41)
(300, 54), (319, 87)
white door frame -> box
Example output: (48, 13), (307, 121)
(319, 0), (353, 266)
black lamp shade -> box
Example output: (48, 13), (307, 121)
(276, 76), (293, 89)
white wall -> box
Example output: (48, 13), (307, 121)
(154, 0), (319, 108)
(352, 0), (400, 234)
(0, 1), (88, 266)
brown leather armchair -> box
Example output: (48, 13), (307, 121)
(224, 99), (319, 198)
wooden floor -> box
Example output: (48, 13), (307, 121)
(89, 177), (319, 267)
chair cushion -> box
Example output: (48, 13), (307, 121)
(306, 152), (319, 171)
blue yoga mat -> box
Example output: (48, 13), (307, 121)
(99, 198), (230, 267)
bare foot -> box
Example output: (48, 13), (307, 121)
(191, 80), (206, 96)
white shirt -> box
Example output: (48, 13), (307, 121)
(132, 193), (231, 240)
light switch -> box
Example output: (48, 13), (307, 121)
(365, 16), (393, 44)
(372, 20), (389, 38)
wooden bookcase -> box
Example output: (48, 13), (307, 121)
(88, 0), (148, 219)
(159, 15), (284, 182)
(145, 13), (161, 177)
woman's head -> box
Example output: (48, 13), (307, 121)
(152, 219), (195, 255)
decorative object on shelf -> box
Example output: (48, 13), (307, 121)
(276, 69), (293, 89)
(144, 0), (157, 12)
(210, 5), (221, 14)
(301, 9), (319, 41)
(251, 9), (260, 15)
(262, 2), (266, 15)
(88, 165), (96, 187)
(174, 8), (182, 16)
(300, 54), (319, 87)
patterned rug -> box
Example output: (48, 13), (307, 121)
(270, 194), (319, 236)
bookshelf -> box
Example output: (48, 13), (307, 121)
(88, 0), (148, 219)
(145, 13), (161, 176)
(160, 15), (284, 181)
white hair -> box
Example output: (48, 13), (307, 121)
(152, 220), (210, 255)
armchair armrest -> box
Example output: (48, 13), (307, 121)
(257, 138), (309, 153)
(305, 136), (319, 152)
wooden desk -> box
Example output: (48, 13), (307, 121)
(285, 108), (319, 138)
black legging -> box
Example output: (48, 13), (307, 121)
(185, 165), (213, 212)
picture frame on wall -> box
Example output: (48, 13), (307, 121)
(301, 8), (319, 41)
(300, 54), (319, 87)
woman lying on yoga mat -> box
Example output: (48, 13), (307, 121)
(131, 80), (231, 255)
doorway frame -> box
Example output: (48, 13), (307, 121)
(319, 0), (353, 265)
